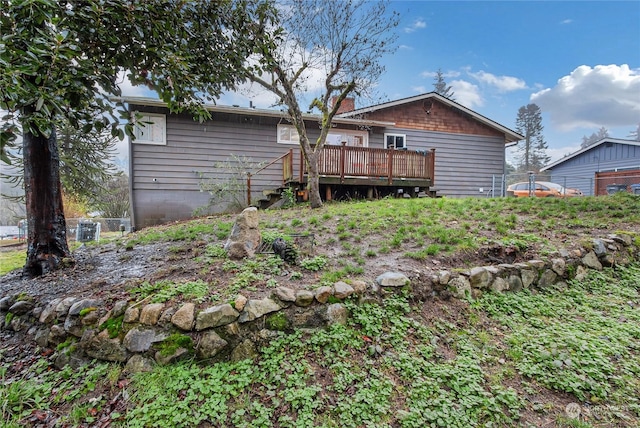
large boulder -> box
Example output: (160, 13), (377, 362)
(224, 207), (262, 259)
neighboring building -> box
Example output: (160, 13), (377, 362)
(540, 138), (640, 196)
(119, 93), (522, 229)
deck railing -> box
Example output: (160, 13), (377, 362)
(302, 144), (435, 185)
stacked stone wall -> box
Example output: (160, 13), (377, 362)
(1, 233), (637, 372)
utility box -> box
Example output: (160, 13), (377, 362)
(606, 184), (627, 195)
(630, 184), (640, 195)
(76, 221), (100, 242)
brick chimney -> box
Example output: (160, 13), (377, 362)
(331, 96), (355, 114)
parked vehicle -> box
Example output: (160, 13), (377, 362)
(507, 181), (583, 198)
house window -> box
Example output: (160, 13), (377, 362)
(132, 113), (166, 145)
(384, 133), (406, 150)
(277, 124), (300, 145)
(277, 124), (368, 146)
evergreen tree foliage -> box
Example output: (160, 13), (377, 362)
(514, 104), (550, 172)
(581, 126), (609, 148)
(433, 68), (455, 99)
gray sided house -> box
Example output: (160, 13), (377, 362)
(121, 93), (522, 229)
(541, 138), (640, 196)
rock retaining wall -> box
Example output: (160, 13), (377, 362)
(1, 233), (637, 372)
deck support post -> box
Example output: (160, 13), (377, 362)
(325, 185), (332, 201)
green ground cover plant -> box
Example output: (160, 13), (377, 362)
(2, 193), (640, 426)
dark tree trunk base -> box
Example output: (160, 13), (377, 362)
(22, 123), (72, 278)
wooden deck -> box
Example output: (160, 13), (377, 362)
(290, 145), (435, 187)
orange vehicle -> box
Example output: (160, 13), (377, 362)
(507, 181), (583, 197)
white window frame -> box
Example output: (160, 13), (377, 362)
(132, 113), (166, 145)
(384, 133), (407, 150)
(277, 124), (300, 145)
(277, 124), (368, 147)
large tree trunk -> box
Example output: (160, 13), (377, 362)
(22, 124), (71, 278)
(306, 151), (323, 209)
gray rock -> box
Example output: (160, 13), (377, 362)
(55, 351), (89, 370)
(63, 315), (85, 337)
(551, 258), (566, 276)
(333, 282), (355, 299)
(195, 304), (239, 331)
(582, 251), (603, 271)
(600, 253), (616, 267)
(80, 309), (101, 326)
(171, 303), (195, 331)
(294, 290), (315, 307)
(123, 306), (140, 323)
(314, 286), (333, 303)
(507, 275), (523, 292)
(574, 265), (589, 281)
(112, 300), (129, 317)
(124, 355), (155, 373)
(520, 269), (537, 288)
(39, 298), (62, 323)
(155, 347), (189, 365)
(468, 267), (492, 289)
(538, 269), (558, 288)
(55, 297), (78, 317)
(376, 272), (410, 287)
(437, 271), (451, 285)
(326, 303), (348, 325)
(0, 296), (15, 311)
(350, 280), (368, 294)
(527, 260), (546, 269)
(448, 276), (471, 299)
(592, 239), (607, 257)
(238, 298), (282, 323)
(290, 306), (328, 329)
(123, 327), (168, 353)
(8, 300), (34, 315)
(490, 277), (509, 293)
(68, 299), (100, 316)
(139, 303), (164, 325)
(48, 324), (67, 346)
(158, 306), (176, 325)
(273, 287), (296, 302)
(610, 233), (632, 246)
(84, 329), (128, 362)
(196, 330), (228, 359)
(35, 327), (50, 348)
(224, 207), (261, 259)
(230, 339), (258, 362)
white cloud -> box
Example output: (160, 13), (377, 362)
(404, 19), (426, 33)
(450, 80), (483, 108)
(411, 86), (427, 93)
(546, 144), (582, 163)
(469, 70), (527, 92)
(399, 44), (413, 51)
(420, 70), (460, 79)
(531, 64), (640, 131)
(560, 19), (573, 25)
(115, 70), (155, 98)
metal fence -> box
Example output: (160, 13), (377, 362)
(485, 171), (640, 198)
(12, 218), (131, 242)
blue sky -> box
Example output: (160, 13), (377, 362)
(120, 1), (640, 165)
(379, 0), (640, 163)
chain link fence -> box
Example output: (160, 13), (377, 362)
(11, 218), (131, 242)
(485, 170), (640, 198)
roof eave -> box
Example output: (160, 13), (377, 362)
(111, 96), (395, 128)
